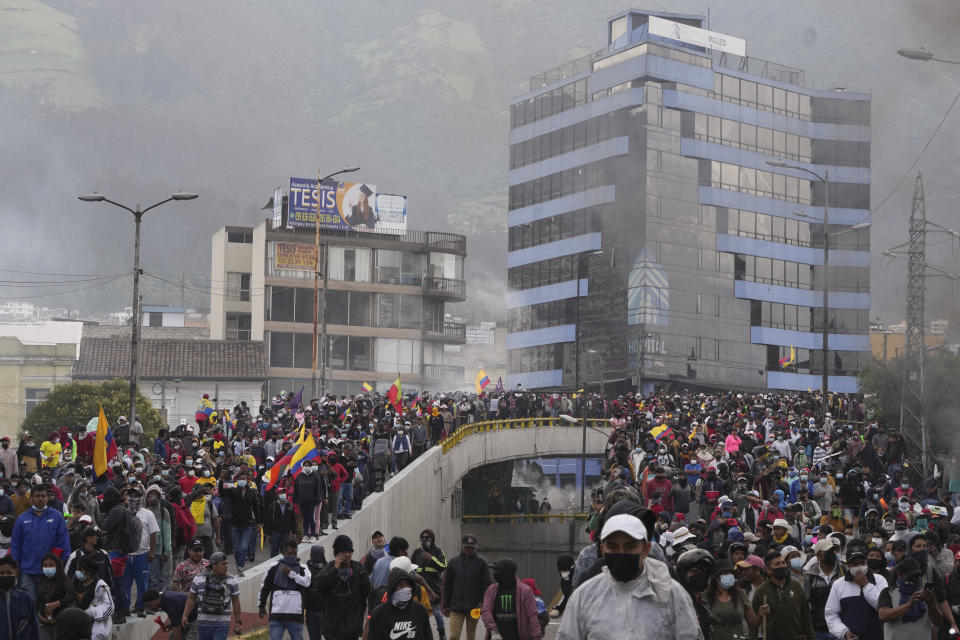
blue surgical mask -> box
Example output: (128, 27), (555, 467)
(237, 480), (247, 488)
(789, 557), (804, 571)
(836, 474), (843, 480)
(42, 567), (56, 578)
(74, 570), (86, 581)
(718, 574), (736, 589)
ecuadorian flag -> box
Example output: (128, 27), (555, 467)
(93, 404), (119, 477)
(362, 382), (373, 394)
(475, 369), (491, 395)
(195, 396), (214, 422)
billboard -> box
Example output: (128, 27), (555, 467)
(287, 177), (407, 234)
(271, 186), (283, 229)
(275, 242), (317, 271)
(648, 15), (746, 57)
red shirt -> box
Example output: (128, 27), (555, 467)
(179, 475), (197, 493)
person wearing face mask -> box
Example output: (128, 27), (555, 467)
(878, 557), (943, 638)
(122, 486), (160, 617)
(558, 511), (699, 640)
(479, 557), (540, 640)
(824, 548), (886, 640)
(65, 527), (112, 587)
(549, 554), (575, 619)
(219, 471), (261, 577)
(36, 552), (74, 639)
(705, 559), (760, 640)
(802, 538), (844, 638)
(753, 551), (815, 640)
(779, 546), (804, 580)
(293, 461), (325, 541)
(72, 554), (114, 640)
(315, 535), (371, 640)
(368, 566), (433, 640)
(258, 540), (311, 640)
(411, 529), (447, 637)
(265, 489), (297, 557)
(145, 485), (172, 593)
(10, 484), (70, 601)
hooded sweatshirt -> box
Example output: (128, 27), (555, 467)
(367, 568), (433, 640)
(481, 558), (541, 640)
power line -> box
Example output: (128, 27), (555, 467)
(0, 267), (126, 278)
(871, 88), (960, 218)
(0, 275), (126, 300)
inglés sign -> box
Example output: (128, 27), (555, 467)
(275, 242), (317, 271)
(648, 16), (746, 57)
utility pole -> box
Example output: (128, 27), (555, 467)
(312, 169), (322, 401)
(901, 175), (928, 477)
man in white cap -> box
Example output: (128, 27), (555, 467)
(558, 512), (700, 639)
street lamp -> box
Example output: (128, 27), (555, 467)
(574, 248), (603, 514)
(766, 159), (833, 413)
(312, 166), (360, 400)
(898, 48), (960, 65)
(587, 349), (605, 397)
(79, 191), (198, 433)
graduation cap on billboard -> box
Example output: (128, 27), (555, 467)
(359, 184), (373, 196)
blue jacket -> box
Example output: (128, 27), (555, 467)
(0, 587), (38, 640)
(154, 438), (169, 461)
(10, 507), (70, 575)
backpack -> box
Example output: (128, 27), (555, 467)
(121, 509), (143, 555)
(199, 573), (230, 615)
(173, 501), (197, 545)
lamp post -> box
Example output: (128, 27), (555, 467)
(574, 248), (603, 513)
(79, 191), (198, 431)
(311, 166), (360, 401)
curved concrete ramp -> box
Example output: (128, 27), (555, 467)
(125, 421), (609, 639)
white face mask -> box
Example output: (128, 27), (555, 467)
(849, 565), (868, 577)
(560, 570), (570, 580)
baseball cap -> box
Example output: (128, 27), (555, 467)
(600, 514), (648, 542)
(736, 555), (764, 570)
(779, 545), (799, 559)
(188, 538), (205, 550)
(462, 534), (478, 547)
(389, 556), (420, 573)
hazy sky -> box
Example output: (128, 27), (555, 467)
(1, 0), (958, 324)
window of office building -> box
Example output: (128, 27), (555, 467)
(510, 111), (629, 169)
(324, 290), (372, 326)
(328, 336), (372, 371)
(734, 254), (812, 289)
(508, 208), (602, 251)
(374, 338), (421, 373)
(375, 249), (423, 285)
(510, 78), (589, 128)
(268, 332), (313, 369)
(226, 272), (251, 302)
(225, 312), (252, 340)
(227, 230), (253, 243)
(376, 294), (422, 330)
(507, 344), (564, 373)
(25, 388), (49, 416)
(328, 247), (371, 282)
(428, 253), (463, 281)
(267, 286), (315, 323)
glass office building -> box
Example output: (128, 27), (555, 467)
(506, 10), (870, 393)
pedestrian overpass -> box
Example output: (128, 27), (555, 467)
(127, 418), (610, 639)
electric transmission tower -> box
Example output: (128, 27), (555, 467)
(884, 174), (960, 479)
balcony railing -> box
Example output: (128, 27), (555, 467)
(423, 276), (466, 300)
(423, 364), (465, 383)
(425, 321), (466, 343)
(270, 225), (466, 254)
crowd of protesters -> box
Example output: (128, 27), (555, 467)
(2, 386), (959, 640)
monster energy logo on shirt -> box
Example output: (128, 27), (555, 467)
(499, 593), (514, 611)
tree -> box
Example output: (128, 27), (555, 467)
(858, 351), (960, 457)
(21, 378), (163, 443)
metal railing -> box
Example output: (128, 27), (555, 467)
(425, 321), (466, 342)
(423, 276), (466, 299)
(441, 417), (611, 454)
(270, 226), (467, 254)
(462, 513), (590, 523)
(422, 364), (465, 382)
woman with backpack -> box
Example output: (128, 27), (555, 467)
(36, 552), (75, 640)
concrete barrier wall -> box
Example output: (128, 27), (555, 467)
(124, 423), (608, 639)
